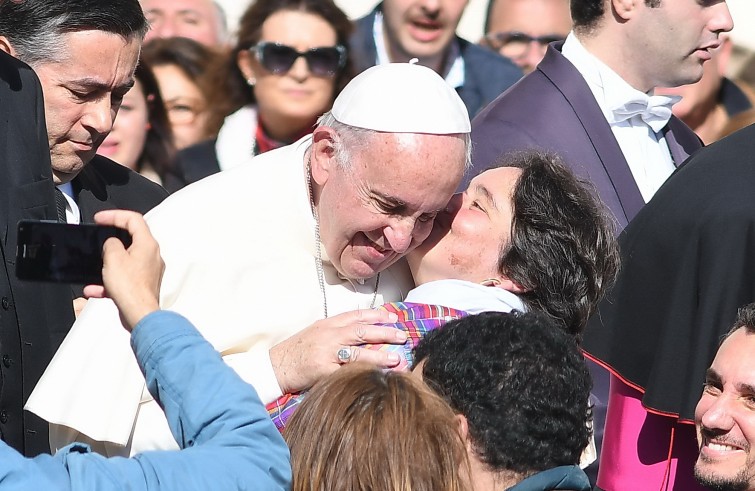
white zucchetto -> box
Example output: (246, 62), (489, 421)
(330, 62), (471, 134)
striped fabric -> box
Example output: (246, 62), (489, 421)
(266, 302), (468, 431)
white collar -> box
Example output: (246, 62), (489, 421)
(372, 11), (465, 89)
(405, 279), (527, 314)
(561, 32), (659, 123)
(215, 105), (258, 172)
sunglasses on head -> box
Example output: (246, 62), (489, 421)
(248, 42), (347, 77)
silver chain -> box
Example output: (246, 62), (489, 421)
(306, 158), (380, 319)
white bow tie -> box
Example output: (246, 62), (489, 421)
(608, 94), (681, 133)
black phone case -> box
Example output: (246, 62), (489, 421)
(15, 220), (132, 285)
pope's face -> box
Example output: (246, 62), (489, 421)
(311, 130), (466, 280)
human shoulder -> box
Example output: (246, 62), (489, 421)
(0, 50), (38, 89)
(147, 138), (310, 232)
(77, 155), (168, 215)
(659, 123), (755, 197)
(352, 6), (376, 34)
(457, 37), (521, 80)
(349, 7), (379, 74)
(172, 138), (220, 189)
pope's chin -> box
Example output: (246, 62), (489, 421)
(335, 251), (402, 282)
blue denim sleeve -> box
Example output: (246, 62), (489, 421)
(0, 310), (291, 491)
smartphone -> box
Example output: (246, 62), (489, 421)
(15, 220), (132, 285)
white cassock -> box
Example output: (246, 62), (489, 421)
(26, 135), (413, 456)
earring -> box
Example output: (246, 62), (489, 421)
(246, 77), (256, 87)
(480, 278), (501, 287)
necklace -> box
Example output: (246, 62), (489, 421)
(306, 159), (380, 318)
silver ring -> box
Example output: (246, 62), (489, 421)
(337, 347), (352, 364)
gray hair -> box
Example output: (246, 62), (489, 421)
(0, 0), (148, 67)
(316, 111), (472, 171)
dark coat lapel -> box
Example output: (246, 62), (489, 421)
(537, 45), (646, 222)
(350, 8), (378, 74)
(664, 117), (703, 167)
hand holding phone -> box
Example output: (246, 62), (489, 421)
(16, 211), (163, 331)
(82, 210), (164, 331)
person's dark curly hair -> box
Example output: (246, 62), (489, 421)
(413, 311), (593, 476)
(495, 150), (620, 336)
(727, 302), (755, 337)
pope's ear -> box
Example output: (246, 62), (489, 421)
(0, 37), (15, 56)
(309, 126), (338, 186)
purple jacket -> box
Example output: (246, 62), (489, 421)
(469, 43), (701, 230)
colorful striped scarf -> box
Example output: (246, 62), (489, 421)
(266, 302), (468, 430)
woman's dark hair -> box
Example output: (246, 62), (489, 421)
(133, 60), (176, 180)
(221, 0), (354, 116)
(141, 37), (226, 138)
(495, 151), (620, 336)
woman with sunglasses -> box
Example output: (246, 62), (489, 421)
(169, 0), (354, 191)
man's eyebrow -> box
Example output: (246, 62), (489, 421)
(705, 368), (722, 385)
(369, 190), (444, 215)
(736, 382), (755, 396)
(68, 78), (135, 93)
(370, 190), (405, 208)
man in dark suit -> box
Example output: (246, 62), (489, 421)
(350, 1), (522, 118)
(0, 0), (167, 456)
(0, 48), (77, 459)
(471, 0), (732, 485)
(471, 0), (732, 229)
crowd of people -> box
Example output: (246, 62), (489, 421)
(1, 0), (755, 490)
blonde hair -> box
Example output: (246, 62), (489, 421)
(284, 364), (470, 491)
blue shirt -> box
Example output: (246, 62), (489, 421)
(507, 465), (591, 491)
(0, 311), (291, 490)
